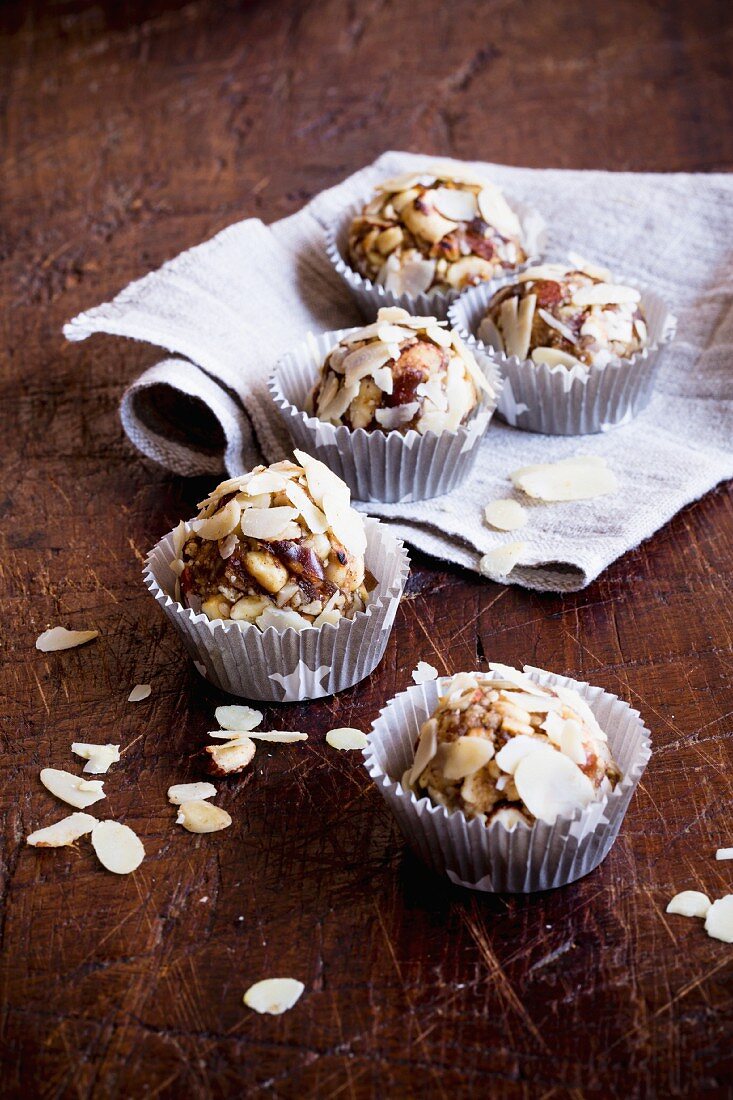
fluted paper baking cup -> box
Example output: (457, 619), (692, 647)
(143, 517), (410, 701)
(363, 666), (651, 893)
(449, 277), (676, 435)
(326, 195), (546, 321)
(269, 328), (501, 503)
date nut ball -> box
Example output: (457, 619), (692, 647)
(405, 665), (621, 827)
(310, 307), (494, 433)
(177, 452), (370, 631)
(347, 168), (529, 296)
(478, 256), (648, 369)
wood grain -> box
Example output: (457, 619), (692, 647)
(1, 1), (732, 1096)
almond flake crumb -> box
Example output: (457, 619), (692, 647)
(71, 743), (121, 774)
(715, 847), (733, 861)
(128, 684), (151, 703)
(326, 728), (368, 751)
(27, 812), (98, 847)
(666, 890), (711, 919)
(412, 661), (438, 685)
(36, 627), (99, 653)
(176, 800), (232, 833)
(206, 737), (256, 776)
(704, 895), (733, 943)
(91, 820), (145, 874)
(484, 499), (527, 532)
(245, 731), (308, 743)
(510, 457), (617, 502)
(40, 768), (106, 809)
(167, 782), (218, 805)
(243, 977), (305, 1015)
(215, 705), (263, 732)
(479, 542), (528, 578)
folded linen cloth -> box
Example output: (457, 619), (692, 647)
(64, 151), (733, 591)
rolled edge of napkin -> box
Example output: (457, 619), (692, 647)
(120, 358), (255, 477)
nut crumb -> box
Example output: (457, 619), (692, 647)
(243, 977), (304, 1015)
(36, 627), (99, 653)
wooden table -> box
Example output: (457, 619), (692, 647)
(2, 2), (732, 1096)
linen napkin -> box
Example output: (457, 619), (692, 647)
(64, 152), (733, 591)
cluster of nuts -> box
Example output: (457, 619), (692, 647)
(310, 306), (494, 434)
(175, 452), (370, 630)
(478, 256), (648, 368)
(347, 168), (529, 296)
(406, 664), (622, 826)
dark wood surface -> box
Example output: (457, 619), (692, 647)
(2, 2), (732, 1096)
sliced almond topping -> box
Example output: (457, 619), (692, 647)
(666, 890), (711, 918)
(517, 264), (569, 282)
(376, 171), (436, 193)
(567, 253), (612, 281)
(243, 977), (305, 1015)
(40, 768), (106, 809)
(215, 705), (263, 732)
(704, 896), (733, 943)
(432, 186), (478, 222)
(293, 450), (350, 511)
(479, 542), (528, 578)
(484, 500), (527, 532)
(513, 293), (536, 361)
(716, 848), (733, 860)
(408, 718), (438, 786)
(401, 194), (457, 243)
(206, 737), (256, 776)
(494, 734), (546, 775)
(91, 820), (145, 875)
(177, 800), (233, 833)
(36, 627), (99, 653)
(284, 480), (328, 535)
(374, 402), (420, 430)
(71, 743), (121, 775)
(477, 315), (504, 352)
(501, 691), (560, 714)
(514, 746), (595, 824)
(477, 183), (522, 239)
(27, 812), (98, 847)
(240, 506), (300, 541)
(128, 684), (151, 703)
(167, 782), (218, 805)
(342, 342), (393, 387)
(442, 736), (495, 781)
(571, 284), (640, 307)
(191, 498), (241, 541)
(510, 458), (618, 502)
(445, 255), (496, 289)
(531, 347), (582, 369)
(244, 469), (292, 496)
(559, 719), (587, 765)
(256, 606), (312, 633)
(325, 728), (368, 750)
(412, 661), (438, 685)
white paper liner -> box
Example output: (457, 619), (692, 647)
(363, 666), (651, 893)
(449, 276), (677, 435)
(325, 195), (546, 321)
(143, 517), (410, 701)
(268, 328), (502, 503)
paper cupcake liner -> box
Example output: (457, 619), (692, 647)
(268, 328), (502, 503)
(143, 517), (410, 702)
(325, 195), (546, 321)
(363, 666), (651, 893)
(449, 277), (677, 435)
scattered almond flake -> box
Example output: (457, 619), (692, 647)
(219, 533), (238, 559)
(247, 731), (308, 744)
(716, 847), (733, 860)
(510, 458), (617, 502)
(479, 542), (528, 578)
(666, 891), (711, 919)
(408, 718), (438, 787)
(215, 705), (263, 732)
(128, 684), (151, 703)
(91, 820), (145, 875)
(243, 977), (305, 1015)
(167, 782), (218, 806)
(40, 768), (106, 809)
(206, 737), (256, 776)
(704, 896), (733, 943)
(176, 800), (233, 834)
(191, 498), (241, 541)
(71, 742), (121, 775)
(537, 307), (576, 345)
(325, 728), (368, 751)
(514, 746), (595, 824)
(494, 734), (546, 775)
(243, 469), (291, 496)
(484, 500), (527, 532)
(36, 627), (99, 653)
(500, 691), (560, 714)
(442, 736), (495, 781)
(412, 661), (438, 685)
(256, 606), (312, 633)
(26, 812), (98, 848)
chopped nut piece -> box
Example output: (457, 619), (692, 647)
(704, 896), (733, 943)
(243, 977), (305, 1015)
(71, 743), (121, 775)
(167, 782), (218, 805)
(510, 457), (617, 502)
(412, 661), (438, 685)
(206, 737), (256, 776)
(215, 705), (264, 732)
(27, 812), (98, 847)
(91, 820), (145, 875)
(36, 627), (99, 653)
(176, 800), (232, 833)
(666, 891), (711, 918)
(484, 499), (527, 532)
(326, 728), (368, 750)
(128, 684), (151, 703)
(40, 768), (106, 809)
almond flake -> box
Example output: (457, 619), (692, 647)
(537, 307), (576, 345)
(514, 746), (595, 824)
(571, 284), (640, 307)
(40, 768), (106, 809)
(567, 253), (612, 281)
(128, 684), (151, 703)
(432, 186), (478, 222)
(243, 977), (305, 1015)
(240, 506), (299, 541)
(477, 315), (504, 351)
(71, 743), (121, 775)
(91, 820), (145, 875)
(374, 403), (419, 430)
(383, 255), (436, 296)
(495, 734), (546, 774)
(247, 731), (308, 743)
(167, 782), (218, 805)
(666, 890), (711, 919)
(293, 450), (350, 511)
(192, 498), (241, 541)
(704, 895), (733, 943)
(402, 194), (457, 243)
(36, 627), (99, 653)
(26, 812), (98, 847)
(531, 347), (582, 368)
(176, 800), (232, 833)
(325, 728), (368, 750)
(513, 294), (536, 361)
(477, 183), (522, 239)
(256, 606), (312, 633)
(716, 848), (733, 860)
(244, 469), (292, 496)
(559, 719), (586, 765)
(442, 736), (495, 780)
(479, 542), (528, 578)
(510, 458), (617, 502)
(206, 737), (256, 776)
(412, 661), (438, 685)
(408, 718), (438, 786)
(215, 705), (263, 732)
(484, 500), (527, 532)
